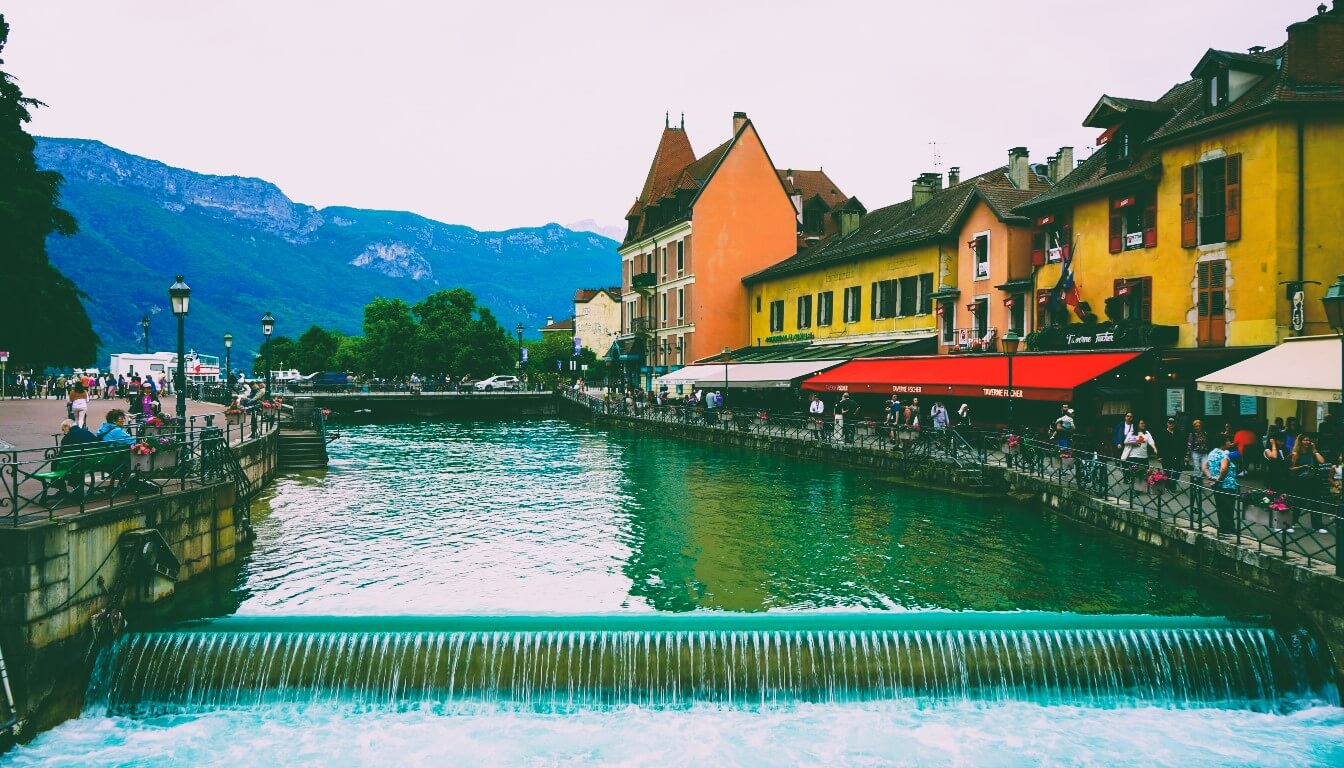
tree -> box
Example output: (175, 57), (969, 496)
(331, 335), (365, 372)
(362, 298), (417, 376)
(412, 289), (515, 377)
(0, 14), (98, 369)
(253, 335), (297, 376)
(292, 325), (342, 374)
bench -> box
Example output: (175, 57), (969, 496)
(35, 446), (131, 506)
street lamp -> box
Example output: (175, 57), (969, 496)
(1002, 330), (1021, 432)
(223, 333), (233, 389)
(168, 275), (191, 423)
(516, 322), (524, 371)
(261, 311), (275, 394)
(141, 315), (150, 354)
(1322, 273), (1344, 576)
(722, 346), (730, 407)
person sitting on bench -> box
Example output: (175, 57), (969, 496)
(95, 409), (136, 446)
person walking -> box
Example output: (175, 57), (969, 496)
(930, 401), (949, 431)
(1187, 419), (1210, 477)
(836, 393), (857, 444)
(69, 385), (89, 428)
(1290, 435), (1329, 533)
(956, 403), (971, 429)
(1161, 417), (1186, 483)
(1121, 418), (1159, 468)
(1052, 408), (1076, 449)
(1112, 412), (1136, 457)
(1204, 434), (1239, 536)
(809, 394), (826, 440)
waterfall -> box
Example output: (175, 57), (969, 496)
(87, 614), (1338, 716)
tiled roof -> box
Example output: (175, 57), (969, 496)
(622, 135), (732, 245)
(779, 169), (848, 208)
(540, 317), (575, 332)
(573, 288), (620, 303)
(745, 165), (1049, 284)
(636, 127), (695, 207)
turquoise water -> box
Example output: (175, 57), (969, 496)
(5, 420), (1342, 766)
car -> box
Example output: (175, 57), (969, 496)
(474, 375), (520, 391)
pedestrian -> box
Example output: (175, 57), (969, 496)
(1204, 434), (1239, 535)
(1052, 408), (1076, 449)
(836, 393), (857, 443)
(95, 408), (136, 447)
(1187, 419), (1210, 476)
(1233, 421), (1259, 477)
(930, 401), (949, 431)
(809, 394), (825, 440)
(957, 403), (971, 428)
(1121, 418), (1159, 469)
(1161, 417), (1186, 484)
(1112, 412), (1136, 456)
(1263, 436), (1292, 522)
(1290, 435), (1329, 533)
(69, 385), (89, 428)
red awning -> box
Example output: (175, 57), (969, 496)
(800, 351), (1144, 401)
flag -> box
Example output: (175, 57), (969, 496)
(1051, 238), (1084, 318)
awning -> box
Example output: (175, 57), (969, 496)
(1196, 335), (1341, 403)
(656, 360), (846, 389)
(801, 350), (1145, 401)
(606, 338), (644, 362)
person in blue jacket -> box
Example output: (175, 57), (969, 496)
(95, 409), (136, 446)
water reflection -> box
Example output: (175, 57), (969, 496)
(223, 420), (1246, 617)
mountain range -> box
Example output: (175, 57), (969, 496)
(35, 137), (619, 361)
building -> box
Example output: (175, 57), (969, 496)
(572, 288), (621, 355)
(1016, 4), (1344, 429)
(742, 153), (1051, 360)
(613, 112), (812, 388)
(538, 316), (574, 336)
(108, 351), (222, 384)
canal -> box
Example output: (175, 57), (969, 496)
(5, 419), (1343, 766)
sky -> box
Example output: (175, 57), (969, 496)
(3, 0), (1314, 233)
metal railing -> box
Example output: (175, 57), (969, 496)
(1, 404), (278, 526)
(563, 392), (1339, 569)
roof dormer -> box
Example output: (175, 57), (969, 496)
(1083, 96), (1172, 172)
(1190, 48), (1278, 112)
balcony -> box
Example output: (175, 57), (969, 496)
(629, 316), (653, 334)
(632, 271), (657, 292)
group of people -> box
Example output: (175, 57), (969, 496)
(8, 372), (172, 401)
(804, 394), (968, 443)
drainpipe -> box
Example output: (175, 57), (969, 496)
(1297, 115), (1305, 336)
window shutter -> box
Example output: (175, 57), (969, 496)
(1210, 260), (1226, 345)
(1140, 276), (1153, 323)
(683, 235), (692, 273)
(1224, 154), (1241, 242)
(870, 282), (878, 319)
(1142, 201), (1157, 248)
(1113, 277), (1125, 295)
(1180, 164), (1197, 247)
(1108, 208), (1123, 253)
(1031, 230), (1046, 266)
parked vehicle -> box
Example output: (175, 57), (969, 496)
(292, 371), (355, 391)
(474, 375), (520, 391)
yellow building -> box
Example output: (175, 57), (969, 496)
(742, 160), (1051, 359)
(1017, 7), (1344, 428)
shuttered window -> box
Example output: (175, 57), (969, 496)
(817, 291), (834, 326)
(1031, 214), (1072, 265)
(1112, 276), (1153, 323)
(769, 300), (785, 333)
(797, 294), (812, 329)
(843, 286), (861, 323)
(1197, 261), (1227, 347)
(919, 273), (934, 315)
(1109, 193), (1156, 253)
(1182, 154), (1242, 247)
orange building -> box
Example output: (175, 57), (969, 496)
(614, 112), (842, 388)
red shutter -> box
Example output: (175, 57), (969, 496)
(1140, 276), (1153, 323)
(1031, 229), (1046, 266)
(1113, 277), (1125, 295)
(1224, 154), (1241, 242)
(1180, 165), (1197, 247)
(1108, 207), (1123, 253)
(1142, 201), (1157, 248)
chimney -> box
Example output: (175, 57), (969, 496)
(1055, 147), (1074, 182)
(947, 166), (960, 186)
(545, 315), (554, 327)
(838, 210), (862, 237)
(1286, 7), (1344, 85)
(1046, 155), (1059, 183)
(911, 172), (942, 210)
(1248, 45), (1266, 54)
(1008, 147), (1030, 189)
(732, 111), (748, 134)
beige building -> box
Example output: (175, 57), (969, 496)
(573, 288), (621, 354)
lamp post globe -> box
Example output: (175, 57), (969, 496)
(1322, 274), (1344, 576)
(1002, 330), (1021, 432)
(168, 276), (191, 423)
(261, 312), (275, 395)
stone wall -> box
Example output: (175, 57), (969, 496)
(0, 429), (277, 740)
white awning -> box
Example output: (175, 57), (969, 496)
(656, 360), (846, 389)
(1196, 335), (1341, 403)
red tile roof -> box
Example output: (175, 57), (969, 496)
(540, 317), (575, 332)
(778, 169), (848, 208)
(573, 287), (621, 303)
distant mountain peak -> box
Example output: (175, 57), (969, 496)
(565, 218), (626, 242)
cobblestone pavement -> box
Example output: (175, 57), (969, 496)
(0, 395), (223, 449)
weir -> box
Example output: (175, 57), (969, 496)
(88, 614), (1338, 715)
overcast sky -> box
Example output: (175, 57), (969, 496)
(4, 0), (1312, 232)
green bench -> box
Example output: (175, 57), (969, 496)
(35, 446), (131, 506)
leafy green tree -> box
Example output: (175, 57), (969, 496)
(362, 298), (417, 376)
(412, 288), (516, 377)
(331, 335), (365, 372)
(253, 335), (297, 376)
(0, 15), (98, 369)
(292, 325), (342, 373)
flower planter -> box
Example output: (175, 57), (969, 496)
(1244, 503), (1292, 530)
(132, 449), (178, 474)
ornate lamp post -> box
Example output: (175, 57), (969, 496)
(168, 276), (191, 423)
(1002, 330), (1021, 431)
(516, 323), (524, 370)
(261, 312), (275, 394)
(1321, 274), (1344, 575)
(141, 315), (151, 354)
(223, 333), (233, 389)
(722, 346), (730, 407)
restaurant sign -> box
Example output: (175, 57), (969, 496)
(1063, 330), (1117, 348)
(765, 332), (815, 344)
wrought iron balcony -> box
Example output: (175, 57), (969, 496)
(629, 316), (653, 334)
(632, 271), (657, 291)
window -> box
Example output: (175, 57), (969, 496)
(803, 208), (824, 235)
(1109, 193), (1156, 253)
(817, 291), (834, 326)
(898, 276), (918, 317)
(661, 248), (667, 279)
(1105, 129), (1131, 167)
(1008, 293), (1026, 336)
(1031, 215), (1072, 265)
(843, 286), (861, 323)
(871, 279), (898, 319)
(755, 295), (762, 312)
(1112, 276), (1152, 323)
(940, 302), (955, 345)
(1209, 71), (1229, 110)
(1182, 155), (1241, 247)
(973, 298), (989, 337)
(919, 274), (934, 315)
(677, 288), (685, 323)
(660, 292), (668, 327)
(769, 300), (785, 332)
(797, 295), (812, 329)
(1036, 289), (1053, 329)
(971, 234), (990, 279)
(676, 240), (684, 273)
(1197, 261), (1226, 347)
